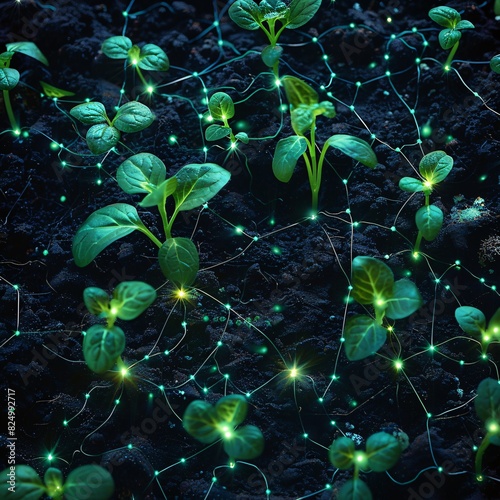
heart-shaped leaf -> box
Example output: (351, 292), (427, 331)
(365, 432), (402, 472)
(83, 287), (110, 317)
(110, 281), (156, 321)
(415, 204), (443, 242)
(83, 325), (125, 374)
(158, 237), (199, 286)
(455, 306), (486, 336)
(223, 425), (264, 461)
(329, 436), (355, 469)
(117, 152), (166, 195)
(112, 101), (154, 133)
(272, 135), (307, 182)
(386, 279), (422, 320)
(86, 123), (121, 154)
(64, 465), (114, 500)
(138, 43), (169, 71)
(344, 315), (388, 361)
(101, 35), (132, 59)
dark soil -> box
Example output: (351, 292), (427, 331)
(1, 1), (500, 499)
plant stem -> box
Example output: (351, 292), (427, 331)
(414, 231), (423, 255)
(3, 89), (19, 133)
(135, 66), (149, 88)
(444, 41), (459, 69)
(475, 432), (491, 478)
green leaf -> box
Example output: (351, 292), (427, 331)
(419, 150), (453, 184)
(428, 6), (461, 28)
(0, 67), (20, 90)
(208, 92), (235, 121)
(328, 436), (355, 469)
(158, 237), (199, 287)
(315, 101), (336, 118)
(386, 279), (422, 320)
(205, 124), (231, 141)
(112, 101), (154, 133)
(338, 478), (372, 500)
(290, 105), (314, 135)
(351, 256), (394, 306)
(490, 55), (500, 74)
(173, 163), (230, 211)
(235, 132), (249, 144)
(117, 153), (166, 195)
(101, 35), (132, 59)
(272, 135), (307, 182)
(70, 102), (108, 125)
(86, 123), (121, 154)
(455, 20), (474, 30)
(223, 425), (264, 460)
(39, 81), (75, 98)
(6, 41), (48, 66)
(415, 205), (443, 242)
(282, 75), (318, 107)
(0, 465), (45, 499)
(324, 134), (378, 168)
(475, 378), (500, 424)
(228, 0), (261, 30)
(487, 308), (500, 339)
(109, 281), (156, 321)
(261, 45), (283, 67)
(183, 400), (221, 443)
(44, 468), (64, 498)
(0, 51), (14, 67)
(139, 178), (177, 208)
(399, 177), (424, 193)
(287, 0), (321, 29)
(72, 203), (145, 267)
(83, 287), (110, 317)
(439, 29), (461, 50)
(344, 315), (388, 361)
(216, 394), (248, 426)
(64, 465), (114, 500)
(83, 325), (125, 374)
(455, 306), (486, 336)
(138, 43), (169, 71)
(366, 432), (402, 472)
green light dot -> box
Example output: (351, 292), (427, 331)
(144, 355), (149, 360)
(42, 249), (49, 256)
(390, 226), (396, 232)
(50, 142), (59, 150)
(213, 20), (219, 26)
(349, 23), (355, 28)
(203, 387), (208, 393)
(85, 393), (90, 399)
(395, 147), (401, 152)
(479, 174), (487, 181)
(356, 81), (361, 87)
(492, 285), (497, 291)
(128, 443), (133, 449)
(385, 71), (391, 77)
(345, 208), (351, 214)
(189, 375), (195, 380)
(349, 105), (355, 111)
(459, 360), (464, 365)
(331, 73), (336, 78)
(60, 196), (66, 202)
(480, 278), (485, 283)
(212, 477), (217, 483)
(155, 470), (160, 476)
(159, 385), (165, 391)
(148, 393), (154, 399)
(122, 11), (128, 16)
(342, 179), (348, 185)
(192, 72), (198, 77)
(415, 57), (421, 64)
(224, 374), (230, 379)
(312, 37), (318, 42)
(455, 260), (461, 265)
(169, 135), (177, 144)
(273, 304), (283, 313)
(318, 398), (324, 403)
(246, 392), (251, 397)
(271, 246), (282, 255)
(410, 109), (415, 114)
(340, 337), (345, 342)
(96, 179), (102, 185)
(164, 350), (170, 355)
(115, 399), (120, 405)
(427, 413), (432, 419)
(303, 433), (309, 438)
(265, 490), (271, 496)
(203, 315), (209, 322)
(181, 321), (187, 327)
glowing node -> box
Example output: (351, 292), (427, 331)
(394, 360), (403, 370)
(147, 86), (154, 94)
(120, 367), (128, 378)
(275, 79), (281, 87)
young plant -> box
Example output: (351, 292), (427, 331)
(0, 464), (114, 499)
(329, 431), (402, 500)
(183, 394), (264, 464)
(70, 101), (154, 154)
(229, 0), (321, 77)
(491, 54), (500, 74)
(72, 153), (230, 288)
(399, 150), (453, 255)
(82, 281), (156, 374)
(344, 256), (422, 361)
(101, 35), (169, 88)
(455, 306), (500, 354)
(428, 6), (475, 70)
(205, 92), (249, 147)
(474, 378), (500, 480)
(272, 76), (377, 213)
(0, 41), (48, 134)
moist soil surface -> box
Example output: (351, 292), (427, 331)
(1, 1), (500, 499)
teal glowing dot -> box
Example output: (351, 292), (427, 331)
(312, 37), (318, 42)
(322, 54), (328, 60)
(224, 303), (231, 310)
(480, 278), (485, 283)
(438, 467), (443, 473)
(421, 124), (432, 137)
(280, 104), (288, 112)
(395, 147), (401, 152)
(144, 355), (150, 360)
(415, 57), (421, 64)
(189, 374), (195, 380)
(85, 393), (90, 399)
(148, 393), (154, 399)
(213, 20), (219, 26)
(356, 81), (361, 87)
(246, 392), (251, 398)
(14, 330), (19, 336)
(370, 133), (376, 140)
(271, 246), (282, 255)
(429, 345), (435, 352)
(349, 23), (355, 28)
(235, 226), (244, 234)
(384, 54), (390, 60)
(445, 285), (450, 290)
(115, 399), (120, 405)
(169, 135), (177, 144)
(47, 454), (53, 461)
(331, 420), (336, 426)
(193, 72), (198, 77)
(212, 477), (217, 483)
(320, 85), (325, 90)
(303, 433), (309, 438)
(63, 420), (68, 426)
(385, 70), (391, 77)
(343, 179), (348, 184)
(85, 98), (90, 102)
(350, 400), (358, 407)
(352, 221), (359, 227)
(390, 226), (396, 232)
(481, 354), (488, 360)
(416, 139), (422, 145)
(349, 105), (355, 111)
(412, 27), (418, 32)
(331, 72), (336, 78)
(265, 490), (271, 496)
(253, 236), (259, 241)
(224, 374), (230, 379)
(120, 89), (125, 94)
(345, 208), (351, 214)
(479, 174), (487, 181)
(203, 315), (209, 322)
(159, 385), (165, 391)
(459, 360), (464, 365)
(128, 443), (133, 449)
(203, 387), (208, 393)
(326, 484), (332, 489)
(147, 86), (154, 93)
(96, 179), (102, 185)
(96, 163), (102, 169)
(331, 374), (338, 380)
(42, 249), (49, 256)
(390, 34), (396, 39)
(369, 62), (377, 69)
(273, 304), (283, 313)
(455, 260), (461, 265)
(61, 161), (67, 167)
(50, 142), (59, 150)
(473, 92), (479, 98)
(340, 336), (345, 342)
(410, 109), (415, 114)
(155, 470), (160, 476)
(423, 40), (429, 47)
(492, 285), (497, 291)
(427, 413), (432, 419)
(318, 397), (324, 403)
(122, 11), (128, 16)
(22, 131), (29, 138)
(164, 350), (170, 355)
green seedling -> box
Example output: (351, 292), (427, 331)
(272, 76), (377, 213)
(455, 306), (500, 354)
(344, 256), (422, 361)
(70, 101), (154, 154)
(0, 464), (114, 499)
(229, 0), (321, 77)
(474, 378), (500, 481)
(72, 153), (230, 288)
(82, 281), (156, 374)
(399, 150), (453, 255)
(0, 41), (48, 134)
(491, 54), (500, 74)
(428, 6), (474, 70)
(329, 431), (402, 500)
(40, 81), (75, 99)
(205, 92), (249, 147)
(101, 35), (169, 88)
(183, 394), (264, 464)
